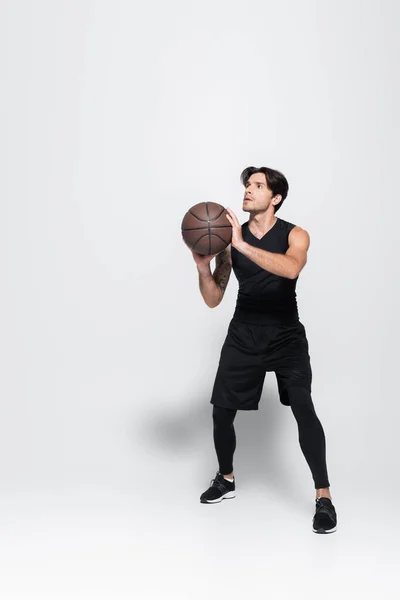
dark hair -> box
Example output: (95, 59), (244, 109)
(240, 166), (289, 213)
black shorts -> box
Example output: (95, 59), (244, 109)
(210, 318), (312, 410)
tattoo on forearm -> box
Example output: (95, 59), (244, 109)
(214, 249), (232, 294)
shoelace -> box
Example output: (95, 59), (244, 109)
(209, 472), (230, 492)
(315, 499), (336, 520)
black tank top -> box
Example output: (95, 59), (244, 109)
(231, 217), (299, 325)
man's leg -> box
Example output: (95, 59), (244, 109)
(285, 385), (331, 498)
(272, 321), (337, 531)
(212, 404), (237, 479)
(199, 405), (237, 503)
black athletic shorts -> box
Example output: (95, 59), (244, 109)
(210, 318), (312, 410)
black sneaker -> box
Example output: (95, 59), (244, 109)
(312, 497), (337, 533)
(200, 471), (236, 504)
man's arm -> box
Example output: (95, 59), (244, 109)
(195, 244), (232, 308)
(212, 244), (232, 303)
(236, 227), (310, 279)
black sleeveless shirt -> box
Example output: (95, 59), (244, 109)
(231, 217), (300, 325)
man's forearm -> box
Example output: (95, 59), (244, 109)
(236, 241), (298, 279)
(197, 266), (222, 308)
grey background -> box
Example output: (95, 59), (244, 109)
(1, 0), (399, 598)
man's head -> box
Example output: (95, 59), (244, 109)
(240, 166), (289, 214)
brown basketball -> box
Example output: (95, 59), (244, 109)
(181, 202), (232, 255)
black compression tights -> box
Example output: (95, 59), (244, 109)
(212, 386), (330, 489)
(212, 405), (237, 476)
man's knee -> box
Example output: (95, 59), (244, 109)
(212, 404), (237, 426)
(283, 384), (314, 409)
(284, 386), (319, 423)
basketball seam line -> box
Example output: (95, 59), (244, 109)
(188, 206), (226, 223)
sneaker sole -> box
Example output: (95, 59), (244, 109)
(312, 525), (337, 534)
(200, 491), (236, 504)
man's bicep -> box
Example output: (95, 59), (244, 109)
(286, 228), (310, 276)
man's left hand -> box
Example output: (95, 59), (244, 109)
(225, 207), (245, 250)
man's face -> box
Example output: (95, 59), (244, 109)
(242, 172), (279, 213)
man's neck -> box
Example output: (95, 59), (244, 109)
(248, 214), (278, 235)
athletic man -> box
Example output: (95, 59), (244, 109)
(190, 166), (337, 534)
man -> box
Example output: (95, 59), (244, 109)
(190, 166), (337, 534)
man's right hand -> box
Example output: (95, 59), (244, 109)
(190, 249), (220, 271)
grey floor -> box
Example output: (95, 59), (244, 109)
(0, 474), (398, 600)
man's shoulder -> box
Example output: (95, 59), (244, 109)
(277, 216), (297, 229)
(279, 216), (309, 236)
(288, 225), (310, 249)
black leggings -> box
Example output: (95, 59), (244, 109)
(212, 386), (330, 489)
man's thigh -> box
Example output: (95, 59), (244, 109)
(210, 320), (267, 411)
(268, 322), (313, 406)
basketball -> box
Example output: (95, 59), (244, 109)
(181, 202), (232, 255)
